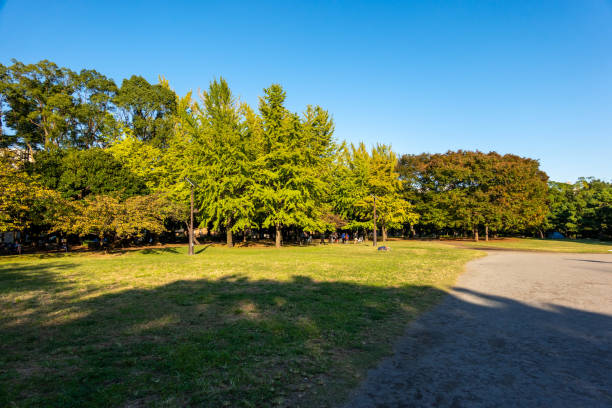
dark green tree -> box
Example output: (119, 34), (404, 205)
(30, 148), (147, 200)
(70, 69), (119, 148)
(114, 75), (177, 145)
(2, 59), (75, 154)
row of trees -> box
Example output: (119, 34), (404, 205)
(0, 59), (175, 154)
(398, 151), (550, 240)
(1, 59), (609, 249)
(547, 178), (611, 239)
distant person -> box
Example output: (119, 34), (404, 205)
(16, 241), (22, 255)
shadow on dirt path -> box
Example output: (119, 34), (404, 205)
(346, 251), (612, 407)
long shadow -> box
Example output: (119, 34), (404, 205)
(347, 286), (612, 407)
(566, 258), (612, 264)
(0, 272), (440, 407)
(138, 247), (180, 255)
(0, 262), (78, 293)
(1, 269), (611, 407)
(195, 244), (211, 254)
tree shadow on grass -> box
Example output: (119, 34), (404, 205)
(0, 262), (78, 293)
(0, 273), (440, 407)
(1, 271), (610, 407)
(138, 247), (181, 255)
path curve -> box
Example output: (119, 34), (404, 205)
(345, 251), (612, 407)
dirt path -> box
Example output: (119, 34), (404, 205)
(345, 251), (612, 407)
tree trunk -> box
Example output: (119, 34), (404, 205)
(226, 228), (233, 247)
(382, 226), (387, 242)
(538, 229), (544, 239)
(485, 225), (489, 241)
(243, 229), (247, 243)
(26, 142), (34, 163)
(275, 224), (281, 248)
(410, 224), (416, 238)
(474, 227), (479, 242)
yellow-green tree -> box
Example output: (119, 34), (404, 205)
(333, 143), (417, 241)
(0, 153), (60, 233)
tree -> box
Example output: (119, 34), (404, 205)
(54, 194), (185, 248)
(398, 151), (549, 239)
(0, 152), (60, 233)
(69, 69), (119, 148)
(2, 60), (75, 155)
(334, 143), (417, 241)
(253, 84), (335, 247)
(0, 63), (10, 147)
(30, 148), (148, 200)
(190, 78), (258, 246)
(547, 178), (612, 239)
(114, 75), (177, 146)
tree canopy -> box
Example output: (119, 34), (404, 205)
(1, 58), (609, 248)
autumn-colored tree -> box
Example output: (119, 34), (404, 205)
(398, 151), (549, 240)
(54, 194), (186, 247)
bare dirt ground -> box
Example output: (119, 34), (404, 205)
(345, 251), (612, 407)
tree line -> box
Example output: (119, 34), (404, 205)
(1, 59), (610, 250)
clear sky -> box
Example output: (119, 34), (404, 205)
(1, 0), (610, 182)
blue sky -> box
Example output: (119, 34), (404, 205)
(1, 0), (610, 182)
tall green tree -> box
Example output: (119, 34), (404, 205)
(195, 78), (257, 246)
(114, 75), (177, 146)
(2, 60), (75, 154)
(70, 69), (119, 148)
(254, 84), (334, 247)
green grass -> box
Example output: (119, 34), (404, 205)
(0, 241), (481, 407)
(450, 237), (612, 253)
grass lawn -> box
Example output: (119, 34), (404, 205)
(0, 241), (481, 407)
(447, 237), (612, 253)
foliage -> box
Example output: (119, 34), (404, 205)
(547, 178), (612, 239)
(1, 58), (606, 245)
(334, 143), (417, 240)
(0, 152), (60, 232)
(187, 78), (258, 245)
(114, 75), (177, 146)
(0, 59), (121, 153)
(29, 147), (148, 200)
(252, 84), (337, 246)
(54, 194), (185, 244)
(398, 151), (549, 239)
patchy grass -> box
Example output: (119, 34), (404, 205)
(447, 237), (612, 254)
(0, 241), (481, 407)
